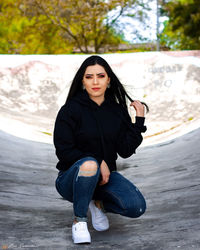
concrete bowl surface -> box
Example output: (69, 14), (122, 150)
(0, 127), (200, 249)
(0, 52), (200, 249)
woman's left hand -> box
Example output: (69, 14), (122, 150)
(130, 100), (145, 117)
(99, 160), (110, 186)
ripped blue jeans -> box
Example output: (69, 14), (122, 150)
(55, 157), (146, 222)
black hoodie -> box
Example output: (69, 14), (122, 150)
(53, 90), (147, 172)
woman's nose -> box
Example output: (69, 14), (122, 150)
(93, 76), (98, 84)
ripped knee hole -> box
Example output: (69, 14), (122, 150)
(78, 161), (98, 176)
(78, 170), (97, 177)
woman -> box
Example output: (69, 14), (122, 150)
(54, 55), (147, 244)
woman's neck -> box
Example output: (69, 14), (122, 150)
(89, 96), (105, 106)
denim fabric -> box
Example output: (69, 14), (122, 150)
(55, 157), (146, 221)
(55, 157), (100, 221)
(93, 171), (146, 218)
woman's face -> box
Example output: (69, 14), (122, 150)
(82, 64), (110, 104)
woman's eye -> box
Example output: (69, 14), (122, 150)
(85, 76), (92, 79)
(98, 74), (105, 78)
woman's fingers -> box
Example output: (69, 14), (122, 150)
(99, 171), (110, 185)
(130, 100), (145, 117)
(130, 100), (143, 107)
(99, 174), (110, 185)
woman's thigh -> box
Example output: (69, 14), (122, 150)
(94, 171), (146, 218)
(55, 156), (98, 202)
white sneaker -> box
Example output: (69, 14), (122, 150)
(89, 200), (109, 231)
(72, 222), (91, 244)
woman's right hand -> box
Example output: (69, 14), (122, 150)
(99, 160), (110, 185)
(130, 100), (145, 117)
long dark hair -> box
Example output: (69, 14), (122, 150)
(66, 55), (149, 112)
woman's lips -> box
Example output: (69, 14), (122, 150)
(92, 88), (100, 91)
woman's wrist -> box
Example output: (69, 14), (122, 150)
(135, 116), (145, 126)
(136, 111), (145, 117)
(136, 114), (145, 118)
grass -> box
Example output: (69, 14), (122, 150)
(41, 131), (52, 136)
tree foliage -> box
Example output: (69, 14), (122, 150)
(0, 0), (150, 54)
(0, 0), (72, 54)
(160, 0), (200, 50)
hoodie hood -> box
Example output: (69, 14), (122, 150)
(72, 89), (114, 109)
(72, 89), (113, 161)
(72, 89), (146, 134)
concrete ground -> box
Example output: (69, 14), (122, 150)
(0, 126), (200, 250)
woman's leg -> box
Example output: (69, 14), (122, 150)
(55, 157), (100, 221)
(93, 171), (146, 218)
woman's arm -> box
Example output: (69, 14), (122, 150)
(53, 104), (91, 165)
(116, 101), (147, 158)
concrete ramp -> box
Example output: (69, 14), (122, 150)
(0, 126), (200, 249)
(0, 52), (200, 249)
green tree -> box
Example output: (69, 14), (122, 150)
(160, 0), (200, 50)
(22, 0), (150, 53)
(0, 0), (151, 54)
(0, 0), (72, 54)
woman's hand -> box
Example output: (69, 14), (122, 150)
(99, 160), (110, 185)
(130, 100), (145, 117)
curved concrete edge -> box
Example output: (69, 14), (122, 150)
(1, 114), (200, 147)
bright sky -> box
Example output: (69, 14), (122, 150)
(124, 1), (157, 42)
(117, 0), (167, 43)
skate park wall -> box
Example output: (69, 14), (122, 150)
(0, 51), (200, 145)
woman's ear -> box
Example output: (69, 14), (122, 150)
(107, 79), (111, 88)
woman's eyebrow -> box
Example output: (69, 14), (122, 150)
(85, 72), (105, 75)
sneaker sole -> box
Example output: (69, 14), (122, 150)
(73, 236), (91, 244)
(93, 224), (109, 231)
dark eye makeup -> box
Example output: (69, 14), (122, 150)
(98, 74), (105, 78)
(85, 73), (105, 78)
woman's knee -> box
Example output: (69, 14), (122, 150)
(125, 195), (146, 218)
(78, 160), (98, 177)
